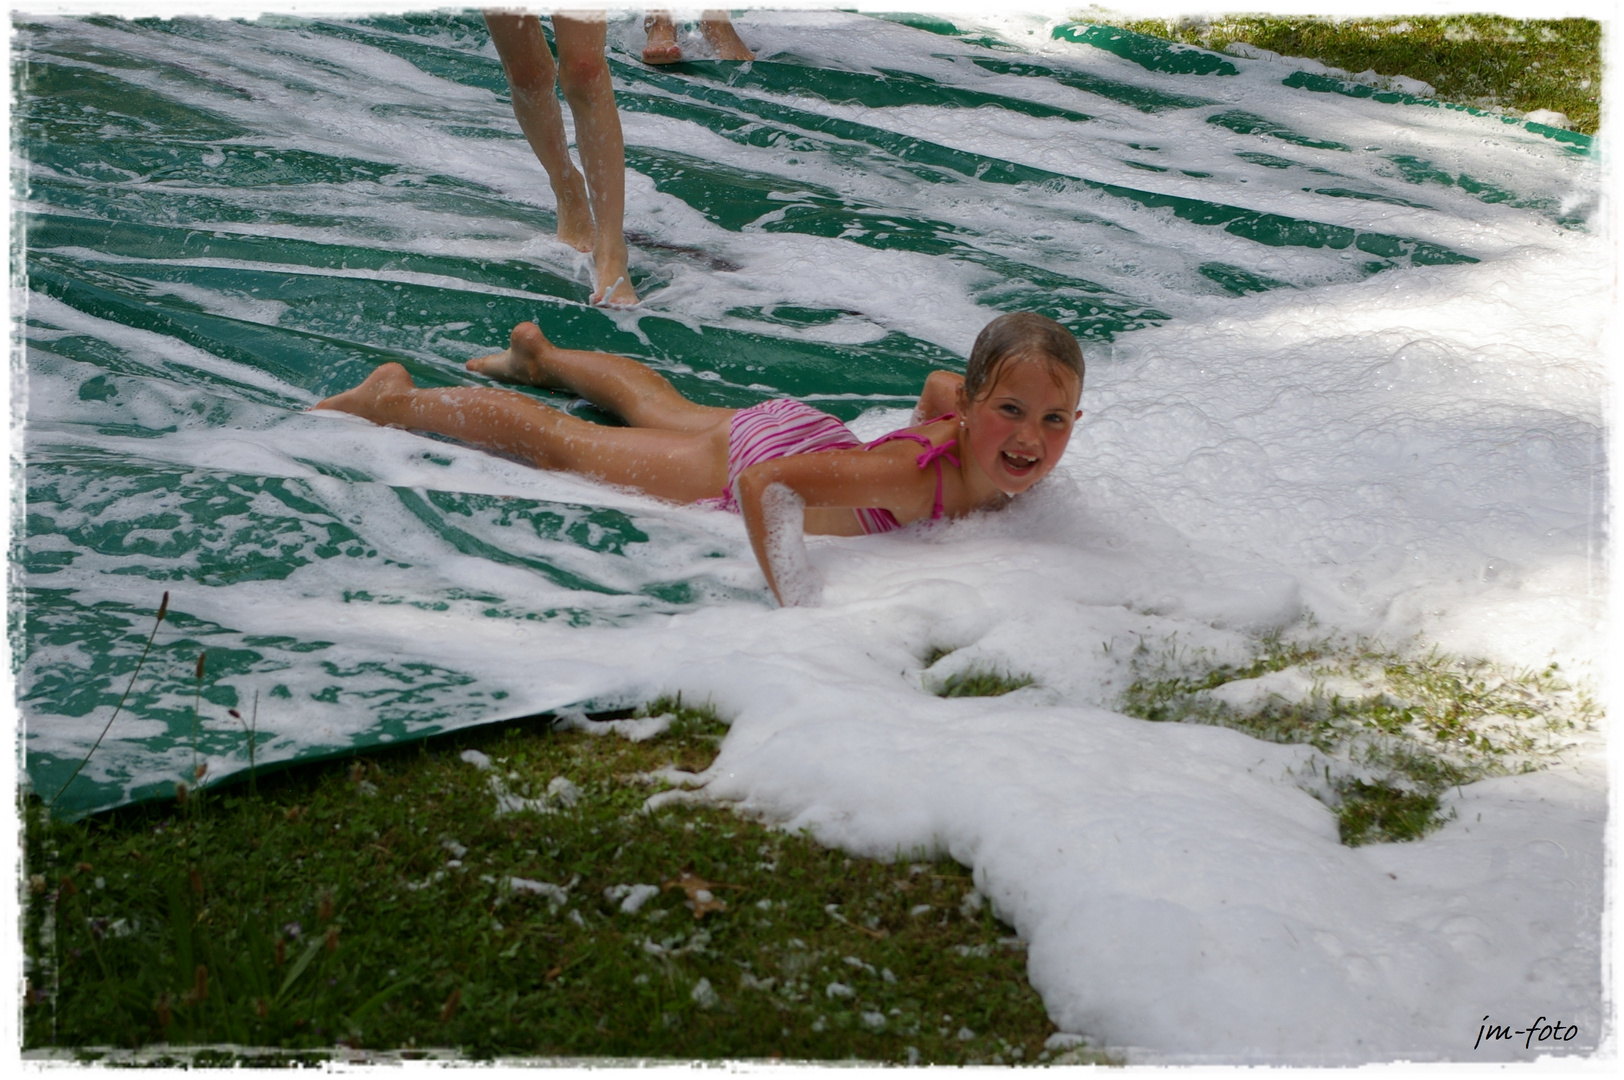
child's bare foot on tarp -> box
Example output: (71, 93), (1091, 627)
(555, 172), (596, 252)
(642, 14), (682, 64)
(593, 270), (639, 307)
(313, 362), (414, 423)
(591, 238), (639, 306)
(700, 12), (754, 61)
(466, 321), (561, 385)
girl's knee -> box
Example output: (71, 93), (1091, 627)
(556, 51), (610, 100)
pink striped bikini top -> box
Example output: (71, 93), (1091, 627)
(853, 414), (960, 535)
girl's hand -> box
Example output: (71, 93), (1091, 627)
(756, 483), (822, 607)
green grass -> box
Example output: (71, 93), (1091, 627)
(1118, 631), (1596, 845)
(933, 668), (1034, 698)
(1332, 779), (1440, 847)
(24, 697), (1109, 1064)
(1103, 13), (1601, 134)
(922, 647), (1035, 699)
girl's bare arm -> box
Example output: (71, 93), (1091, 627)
(736, 449), (935, 605)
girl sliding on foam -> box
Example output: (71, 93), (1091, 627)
(315, 312), (1083, 605)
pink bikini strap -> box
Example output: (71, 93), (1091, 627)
(916, 439), (961, 519)
(866, 414), (961, 520)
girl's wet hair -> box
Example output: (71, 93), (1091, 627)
(964, 312), (1084, 401)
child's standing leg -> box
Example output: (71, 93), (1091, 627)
(483, 13), (595, 254)
(551, 16), (638, 307)
(314, 362), (730, 502)
(484, 13), (638, 307)
(468, 322), (733, 434)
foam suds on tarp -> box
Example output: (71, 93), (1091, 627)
(14, 10), (1606, 1062)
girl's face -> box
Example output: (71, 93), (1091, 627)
(958, 357), (1082, 496)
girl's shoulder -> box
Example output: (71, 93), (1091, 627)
(865, 413), (958, 453)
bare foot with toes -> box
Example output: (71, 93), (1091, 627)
(466, 322), (562, 385)
(590, 233), (638, 305)
(642, 15), (682, 64)
(592, 271), (639, 307)
(644, 12), (752, 65)
(313, 362), (414, 424)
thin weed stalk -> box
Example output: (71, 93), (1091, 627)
(216, 692), (261, 796)
(49, 591), (169, 808)
(233, 691), (260, 796)
(191, 653), (207, 798)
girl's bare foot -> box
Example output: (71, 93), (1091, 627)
(554, 173), (596, 252)
(591, 234), (639, 306)
(700, 14), (754, 61)
(313, 362), (415, 424)
(592, 271), (639, 307)
(466, 321), (560, 385)
(642, 14), (682, 65)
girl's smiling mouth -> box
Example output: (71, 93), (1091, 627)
(1001, 450), (1039, 476)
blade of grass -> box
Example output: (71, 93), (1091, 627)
(344, 980), (411, 1030)
(275, 938), (325, 1007)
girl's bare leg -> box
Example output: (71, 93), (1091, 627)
(467, 322), (732, 434)
(484, 13), (595, 253)
(314, 364), (729, 503)
(552, 16), (638, 307)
